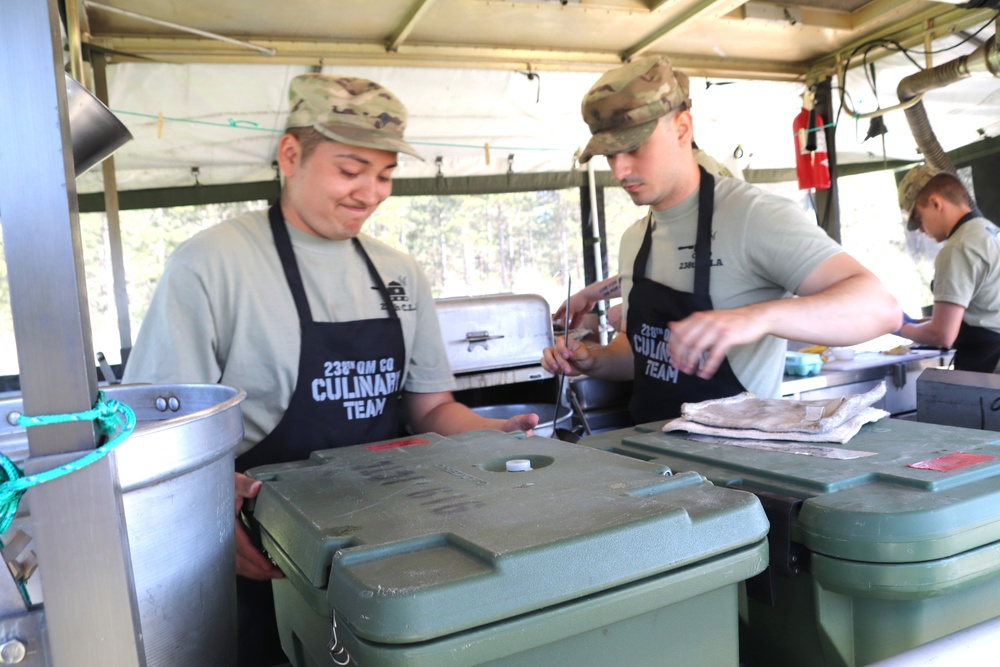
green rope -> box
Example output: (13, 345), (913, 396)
(0, 391), (137, 540)
(0, 392), (136, 606)
(110, 109), (566, 151)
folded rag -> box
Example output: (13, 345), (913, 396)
(662, 382), (889, 444)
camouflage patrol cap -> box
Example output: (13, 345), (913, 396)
(898, 163), (945, 231)
(286, 73), (422, 159)
(579, 56), (691, 163)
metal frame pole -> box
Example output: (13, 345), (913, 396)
(0, 1), (145, 665)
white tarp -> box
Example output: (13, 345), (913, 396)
(76, 37), (1000, 195)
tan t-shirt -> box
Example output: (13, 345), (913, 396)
(934, 217), (1000, 333)
(618, 178), (842, 397)
(123, 209), (456, 456)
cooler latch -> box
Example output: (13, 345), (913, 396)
(465, 330), (505, 351)
(732, 485), (809, 606)
(328, 608), (353, 665)
(889, 362), (907, 389)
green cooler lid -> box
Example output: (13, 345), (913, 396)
(249, 430), (767, 644)
(583, 418), (1000, 563)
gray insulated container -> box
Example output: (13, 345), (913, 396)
(247, 430), (769, 666)
(580, 417), (1000, 667)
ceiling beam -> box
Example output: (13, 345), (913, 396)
(722, 3), (852, 31)
(84, 1), (276, 55)
(620, 0), (749, 61)
(386, 0), (439, 52)
(88, 35), (810, 79)
(808, 5), (997, 78)
(850, 0), (923, 30)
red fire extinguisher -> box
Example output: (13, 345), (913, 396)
(792, 90), (831, 191)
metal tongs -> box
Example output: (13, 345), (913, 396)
(552, 277), (571, 432)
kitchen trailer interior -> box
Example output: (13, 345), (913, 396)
(5, 1), (1000, 666)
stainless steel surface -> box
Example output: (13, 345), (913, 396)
(436, 294), (553, 374)
(781, 350), (951, 416)
(917, 368), (1000, 431)
(0, 639), (26, 664)
(471, 403), (571, 438)
(0, 384), (245, 667)
(0, 1), (145, 665)
(92, 51), (133, 362)
(0, 610), (46, 667)
(569, 376), (633, 411)
(452, 365), (552, 391)
(568, 377), (633, 434)
(586, 160), (609, 347)
(65, 72), (133, 176)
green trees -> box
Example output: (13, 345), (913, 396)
(368, 190), (584, 305)
(0, 191), (586, 375)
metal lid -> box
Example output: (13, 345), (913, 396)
(435, 293), (553, 374)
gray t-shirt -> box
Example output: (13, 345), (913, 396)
(934, 216), (1000, 333)
(619, 177), (843, 397)
(123, 209), (456, 456)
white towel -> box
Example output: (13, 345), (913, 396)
(662, 382), (889, 444)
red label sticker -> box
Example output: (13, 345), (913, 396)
(908, 452), (996, 472)
(364, 437), (431, 451)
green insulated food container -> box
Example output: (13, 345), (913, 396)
(580, 417), (1000, 667)
(247, 430), (769, 667)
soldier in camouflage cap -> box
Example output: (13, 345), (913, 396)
(579, 56), (690, 163)
(898, 163), (946, 231)
(893, 163), (1000, 373)
(285, 73), (422, 159)
(543, 55), (900, 422)
(124, 69), (539, 667)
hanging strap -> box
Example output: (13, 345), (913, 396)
(269, 203), (314, 323)
(633, 166), (715, 297)
(693, 166), (716, 297)
(268, 203), (399, 323)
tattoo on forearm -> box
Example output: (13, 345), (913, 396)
(597, 277), (619, 298)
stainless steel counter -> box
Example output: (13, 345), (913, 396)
(781, 348), (953, 416)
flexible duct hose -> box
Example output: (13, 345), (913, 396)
(897, 34), (999, 172)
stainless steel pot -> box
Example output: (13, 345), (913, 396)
(0, 383), (245, 667)
(471, 403), (571, 438)
(65, 73), (132, 176)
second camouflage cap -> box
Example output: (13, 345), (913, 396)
(286, 73), (423, 159)
(897, 163), (945, 231)
(579, 56), (690, 163)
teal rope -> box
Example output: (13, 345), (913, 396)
(0, 392), (137, 540)
(111, 109), (566, 151)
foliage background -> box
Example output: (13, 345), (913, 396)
(0, 171), (935, 376)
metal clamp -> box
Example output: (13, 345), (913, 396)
(328, 609), (352, 666)
(732, 485), (809, 606)
(889, 362), (906, 389)
(464, 330), (505, 352)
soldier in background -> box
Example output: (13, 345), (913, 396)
(554, 145), (736, 333)
(542, 56), (900, 422)
(554, 70), (737, 334)
(896, 164), (1000, 372)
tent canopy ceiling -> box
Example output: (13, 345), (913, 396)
(69, 1), (1000, 196)
(82, 0), (992, 77)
